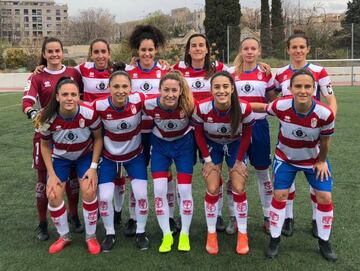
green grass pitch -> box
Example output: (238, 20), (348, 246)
(0, 87), (359, 270)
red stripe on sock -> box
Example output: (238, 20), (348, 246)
(287, 191), (295, 200)
(219, 177), (223, 186)
(205, 192), (219, 204)
(271, 198), (286, 209)
(83, 200), (98, 212)
(152, 172), (168, 179)
(232, 191), (247, 202)
(310, 193), (317, 203)
(50, 205), (66, 218)
(114, 176), (126, 186)
(167, 173), (173, 182)
(177, 173), (192, 184)
(317, 202), (333, 212)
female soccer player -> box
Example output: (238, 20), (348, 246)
(274, 30), (337, 237)
(228, 37), (277, 233)
(93, 70), (149, 251)
(36, 77), (103, 255)
(192, 71), (255, 255)
(22, 37), (83, 240)
(251, 69), (336, 261)
(143, 71), (195, 253)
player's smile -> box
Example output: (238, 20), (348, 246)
(91, 41), (110, 70)
(211, 76), (234, 109)
(160, 79), (181, 110)
(110, 75), (131, 107)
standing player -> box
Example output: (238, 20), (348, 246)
(228, 37), (277, 234)
(36, 77), (102, 254)
(22, 37), (83, 241)
(192, 71), (255, 255)
(143, 71), (195, 252)
(251, 69), (337, 261)
(274, 30), (337, 237)
(93, 70), (149, 251)
(173, 33), (228, 232)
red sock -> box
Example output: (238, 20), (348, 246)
(66, 168), (80, 217)
(36, 170), (48, 222)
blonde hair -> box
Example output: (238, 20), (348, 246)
(233, 37), (260, 75)
(159, 71), (194, 117)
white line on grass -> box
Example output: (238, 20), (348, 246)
(0, 103), (21, 111)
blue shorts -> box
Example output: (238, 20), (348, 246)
(141, 133), (151, 166)
(247, 118), (271, 168)
(151, 132), (194, 174)
(52, 152), (92, 182)
(98, 153), (148, 184)
(207, 139), (240, 168)
(272, 158), (333, 192)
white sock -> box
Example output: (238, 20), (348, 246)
(217, 181), (224, 217)
(285, 183), (295, 219)
(48, 201), (69, 236)
(129, 190), (136, 220)
(167, 175), (175, 219)
(131, 179), (148, 234)
(232, 191), (248, 234)
(255, 169), (273, 218)
(99, 182), (115, 235)
(178, 184), (193, 235)
(82, 197), (98, 236)
(204, 191), (219, 233)
(316, 202), (333, 241)
(226, 179), (234, 217)
(269, 197), (286, 238)
(153, 177), (170, 235)
(114, 176), (126, 212)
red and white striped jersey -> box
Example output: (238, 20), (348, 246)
(192, 98), (255, 144)
(22, 65), (83, 111)
(228, 65), (275, 120)
(143, 96), (192, 141)
(173, 61), (227, 102)
(93, 92), (145, 162)
(75, 62), (112, 103)
(40, 103), (101, 161)
(266, 97), (335, 168)
(274, 63), (334, 100)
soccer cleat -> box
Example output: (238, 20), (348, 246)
(86, 237), (101, 255)
(225, 216), (237, 235)
(35, 221), (49, 241)
(178, 232), (191, 252)
(114, 211), (122, 227)
(281, 218), (294, 237)
(159, 233), (174, 253)
(263, 217), (270, 235)
(69, 215), (84, 234)
(169, 218), (179, 235)
(216, 216), (225, 232)
(136, 232), (149, 250)
(124, 218), (137, 237)
(266, 237), (280, 259)
(206, 232), (218, 255)
(48, 237), (71, 254)
(236, 232), (249, 255)
(101, 234), (116, 252)
(312, 220), (318, 238)
(318, 238), (337, 262)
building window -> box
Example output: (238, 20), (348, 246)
(24, 17), (29, 22)
(24, 9), (28, 15)
(15, 9), (20, 15)
(56, 17), (61, 21)
(47, 17), (51, 20)
(47, 9), (51, 13)
(56, 10), (60, 16)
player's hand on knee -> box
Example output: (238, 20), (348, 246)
(82, 168), (98, 193)
(314, 161), (330, 182)
(46, 174), (61, 200)
(231, 160), (248, 180)
(202, 161), (218, 179)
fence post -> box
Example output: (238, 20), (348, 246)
(351, 23), (354, 86)
(227, 25), (230, 66)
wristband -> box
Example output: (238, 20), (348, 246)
(27, 109), (38, 120)
(204, 156), (212, 163)
(90, 162), (98, 169)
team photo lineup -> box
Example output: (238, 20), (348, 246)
(21, 23), (338, 262)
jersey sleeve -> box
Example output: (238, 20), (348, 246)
(318, 68), (334, 97)
(22, 75), (39, 111)
(265, 99), (278, 116)
(274, 73), (282, 93)
(265, 73), (275, 92)
(241, 102), (255, 127)
(192, 105), (210, 159)
(89, 110), (102, 130)
(320, 110), (335, 136)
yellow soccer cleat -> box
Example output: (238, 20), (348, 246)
(159, 233), (173, 253)
(178, 232), (191, 252)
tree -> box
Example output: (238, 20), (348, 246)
(66, 8), (117, 45)
(204, 0), (241, 63)
(341, 0), (360, 58)
(271, 0), (286, 59)
(0, 39), (10, 69)
(260, 0), (272, 58)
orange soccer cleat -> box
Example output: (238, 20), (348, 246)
(236, 232), (249, 255)
(86, 237), (101, 255)
(206, 232), (218, 255)
(48, 237), (71, 254)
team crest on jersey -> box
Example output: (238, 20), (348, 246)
(96, 81), (108, 91)
(257, 72), (263, 80)
(207, 117), (213, 123)
(154, 113), (160, 119)
(133, 73), (138, 79)
(131, 104), (137, 114)
(179, 110), (185, 119)
(55, 125), (62, 131)
(284, 116), (291, 123)
(64, 131), (78, 142)
(117, 121), (131, 130)
(217, 126), (229, 134)
(24, 80), (31, 91)
(164, 121), (178, 130)
(44, 81), (51, 88)
(140, 81), (153, 92)
(79, 118), (85, 128)
(241, 83), (254, 94)
(89, 72), (95, 78)
(192, 79), (205, 90)
(106, 114), (113, 120)
(156, 70), (162, 79)
(185, 71), (190, 77)
(311, 118), (318, 128)
(292, 128), (307, 138)
(283, 74), (288, 80)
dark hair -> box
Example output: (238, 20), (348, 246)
(210, 71), (241, 136)
(40, 37), (63, 66)
(159, 71), (194, 117)
(289, 68), (315, 87)
(88, 38), (110, 63)
(129, 24), (165, 50)
(184, 33), (215, 80)
(287, 29), (310, 48)
(38, 77), (79, 124)
(109, 70), (132, 86)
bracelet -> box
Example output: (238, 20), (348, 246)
(204, 156), (212, 163)
(90, 162), (98, 169)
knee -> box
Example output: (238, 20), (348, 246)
(98, 184), (114, 202)
(274, 190), (288, 201)
(316, 192), (332, 205)
(231, 179), (246, 194)
(207, 184), (219, 195)
(153, 182), (167, 197)
(82, 188), (96, 202)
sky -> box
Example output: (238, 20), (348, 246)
(61, 0), (348, 23)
